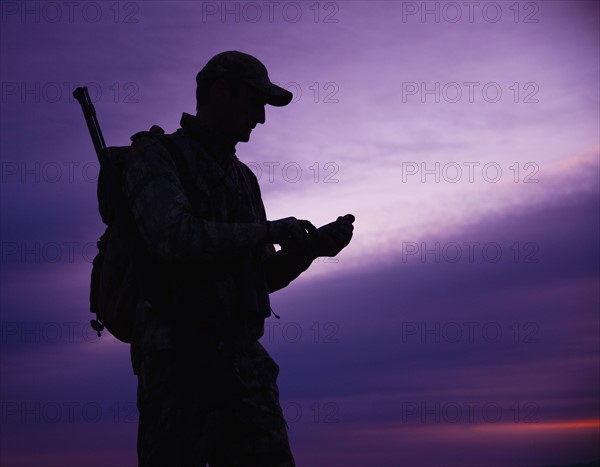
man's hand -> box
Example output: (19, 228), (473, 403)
(266, 217), (317, 250)
(310, 214), (355, 258)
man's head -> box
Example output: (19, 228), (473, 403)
(195, 51), (292, 144)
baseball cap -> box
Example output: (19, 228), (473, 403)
(196, 50), (293, 107)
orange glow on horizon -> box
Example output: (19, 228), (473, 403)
(474, 419), (600, 432)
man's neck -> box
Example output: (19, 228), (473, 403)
(194, 111), (236, 151)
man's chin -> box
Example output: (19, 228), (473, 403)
(237, 131), (252, 143)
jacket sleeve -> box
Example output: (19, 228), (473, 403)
(121, 135), (267, 265)
(263, 243), (315, 293)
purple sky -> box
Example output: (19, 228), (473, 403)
(1, 1), (599, 466)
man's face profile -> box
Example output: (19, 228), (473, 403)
(211, 79), (267, 144)
(232, 82), (267, 143)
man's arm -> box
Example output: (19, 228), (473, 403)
(237, 163), (318, 292)
(238, 161), (354, 293)
(264, 243), (315, 293)
(122, 135), (268, 265)
(263, 213), (355, 292)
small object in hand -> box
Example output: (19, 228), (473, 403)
(337, 214), (355, 224)
(311, 214), (355, 257)
(266, 216), (316, 249)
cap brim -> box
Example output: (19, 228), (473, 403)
(246, 79), (293, 107)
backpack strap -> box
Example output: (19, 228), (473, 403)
(153, 134), (204, 213)
(131, 128), (203, 212)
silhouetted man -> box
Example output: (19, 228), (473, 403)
(122, 50), (354, 466)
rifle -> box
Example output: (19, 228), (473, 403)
(72, 86), (109, 167)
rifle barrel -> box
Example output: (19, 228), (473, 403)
(73, 86), (108, 166)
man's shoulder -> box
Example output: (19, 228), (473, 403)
(120, 128), (182, 179)
(125, 127), (171, 156)
(125, 127), (199, 166)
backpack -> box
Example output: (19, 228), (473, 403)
(90, 125), (188, 343)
